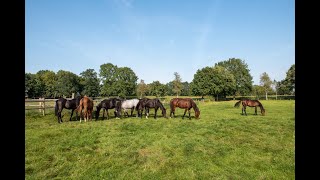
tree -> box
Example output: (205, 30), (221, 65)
(80, 69), (100, 97)
(252, 85), (265, 100)
(148, 81), (166, 97)
(25, 73), (42, 98)
(36, 70), (57, 98)
(260, 72), (272, 100)
(55, 70), (82, 97)
(136, 79), (148, 98)
(99, 63), (138, 97)
(283, 64), (295, 94)
(99, 63), (118, 97)
(180, 81), (191, 96)
(173, 72), (183, 97)
(190, 65), (236, 100)
(216, 58), (253, 98)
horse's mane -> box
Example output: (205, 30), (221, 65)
(190, 99), (199, 112)
(156, 99), (165, 111)
(256, 100), (265, 111)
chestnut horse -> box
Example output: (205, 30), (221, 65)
(234, 99), (265, 116)
(169, 98), (200, 119)
(77, 96), (94, 122)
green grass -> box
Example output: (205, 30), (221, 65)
(25, 100), (295, 179)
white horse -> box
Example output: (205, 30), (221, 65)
(121, 99), (140, 117)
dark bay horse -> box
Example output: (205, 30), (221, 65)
(55, 96), (81, 123)
(170, 98), (200, 119)
(77, 96), (94, 122)
(138, 98), (167, 119)
(95, 98), (122, 120)
(136, 98), (151, 117)
(234, 99), (265, 116)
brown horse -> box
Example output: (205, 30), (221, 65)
(170, 98), (200, 119)
(77, 96), (94, 122)
(234, 99), (265, 116)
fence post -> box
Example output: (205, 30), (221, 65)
(43, 98), (45, 116)
(39, 98), (42, 113)
(72, 93), (75, 99)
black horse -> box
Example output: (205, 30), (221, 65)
(55, 96), (81, 123)
(138, 98), (167, 119)
(136, 97), (151, 117)
(95, 98), (122, 120)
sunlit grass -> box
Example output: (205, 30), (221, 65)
(26, 100), (295, 179)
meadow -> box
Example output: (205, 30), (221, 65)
(25, 100), (295, 179)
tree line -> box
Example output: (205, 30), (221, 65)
(25, 58), (295, 99)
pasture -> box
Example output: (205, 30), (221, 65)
(25, 100), (295, 179)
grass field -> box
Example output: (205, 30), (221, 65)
(25, 100), (295, 179)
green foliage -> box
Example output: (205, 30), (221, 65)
(180, 81), (191, 96)
(277, 64), (295, 95)
(80, 69), (100, 97)
(136, 79), (148, 98)
(216, 58), (253, 95)
(173, 72), (183, 97)
(36, 70), (57, 98)
(148, 81), (166, 97)
(25, 73), (44, 98)
(191, 66), (236, 99)
(26, 100), (295, 179)
(99, 63), (138, 97)
(55, 70), (82, 97)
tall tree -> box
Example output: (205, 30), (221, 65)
(180, 81), (191, 96)
(260, 72), (272, 100)
(36, 70), (57, 98)
(99, 63), (138, 97)
(25, 73), (42, 98)
(136, 79), (148, 98)
(148, 81), (166, 97)
(284, 64), (295, 94)
(99, 63), (118, 97)
(190, 66), (236, 100)
(216, 58), (253, 98)
(55, 70), (82, 97)
(80, 69), (100, 97)
(173, 72), (183, 97)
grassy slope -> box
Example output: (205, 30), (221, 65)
(25, 100), (295, 179)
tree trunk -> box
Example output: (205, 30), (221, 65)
(233, 95), (235, 100)
(265, 91), (268, 100)
(176, 93), (178, 98)
(276, 90), (277, 100)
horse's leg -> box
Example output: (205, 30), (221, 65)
(241, 106), (244, 115)
(70, 109), (74, 121)
(182, 109), (187, 119)
(188, 108), (191, 120)
(154, 107), (158, 119)
(255, 106), (257, 115)
(244, 106), (247, 116)
(131, 107), (134, 117)
(145, 107), (149, 119)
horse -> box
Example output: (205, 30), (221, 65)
(77, 96), (94, 122)
(55, 96), (81, 123)
(234, 99), (266, 116)
(95, 98), (122, 120)
(120, 98), (139, 117)
(169, 98), (200, 119)
(136, 98), (151, 117)
(139, 98), (167, 119)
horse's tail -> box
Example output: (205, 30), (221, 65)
(234, 100), (241, 108)
(55, 100), (58, 116)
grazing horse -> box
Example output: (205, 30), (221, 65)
(55, 96), (81, 123)
(234, 99), (265, 116)
(95, 98), (122, 120)
(77, 96), (94, 122)
(170, 98), (200, 119)
(139, 98), (167, 119)
(136, 98), (151, 117)
(121, 98), (139, 117)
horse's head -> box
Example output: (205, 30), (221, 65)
(195, 110), (200, 119)
(261, 109), (266, 116)
(162, 108), (167, 118)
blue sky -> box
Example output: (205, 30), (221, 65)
(26, 0), (295, 85)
